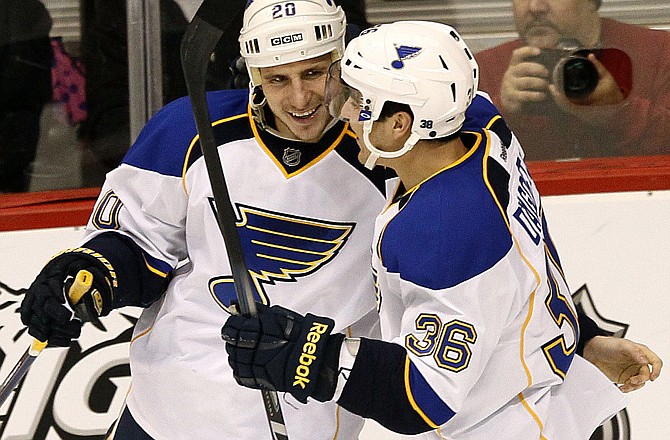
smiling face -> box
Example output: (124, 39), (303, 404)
(259, 54), (334, 143)
(512, 0), (601, 48)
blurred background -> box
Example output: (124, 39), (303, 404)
(0, 0), (667, 194)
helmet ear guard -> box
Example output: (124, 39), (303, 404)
(337, 21), (479, 168)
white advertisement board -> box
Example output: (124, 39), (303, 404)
(1, 190), (668, 439)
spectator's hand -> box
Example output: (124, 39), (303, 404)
(500, 46), (551, 113)
(550, 54), (624, 111)
(582, 336), (663, 393)
(222, 304), (344, 403)
(570, 54), (624, 106)
(549, 54), (626, 125)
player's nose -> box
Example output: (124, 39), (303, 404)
(290, 80), (313, 109)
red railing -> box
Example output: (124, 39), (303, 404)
(1, 155), (669, 231)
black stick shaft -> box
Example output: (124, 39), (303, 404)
(180, 2), (289, 438)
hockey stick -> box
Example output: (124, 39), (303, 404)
(180, 2), (289, 439)
(0, 270), (93, 407)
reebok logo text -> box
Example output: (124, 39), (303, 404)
(293, 322), (330, 389)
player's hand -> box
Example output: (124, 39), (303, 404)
(500, 46), (551, 114)
(582, 336), (663, 393)
(20, 249), (115, 347)
(221, 304), (344, 403)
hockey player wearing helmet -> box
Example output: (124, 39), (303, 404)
(20, 1), (387, 439)
(239, 0), (347, 142)
(223, 22), (630, 439)
(328, 20), (478, 170)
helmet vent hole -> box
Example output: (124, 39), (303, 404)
(253, 39), (260, 54)
(314, 24), (334, 41)
(464, 48), (473, 60)
(449, 30), (461, 42)
(473, 68), (478, 79)
(439, 55), (449, 70)
(450, 83), (457, 102)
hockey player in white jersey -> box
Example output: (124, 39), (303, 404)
(222, 21), (630, 439)
(19, 2), (659, 439)
(21, 2), (386, 439)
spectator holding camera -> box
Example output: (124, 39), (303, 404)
(476, 0), (670, 160)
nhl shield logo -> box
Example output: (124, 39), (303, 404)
(282, 147), (301, 166)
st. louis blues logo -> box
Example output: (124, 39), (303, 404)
(208, 202), (355, 312)
(391, 45), (423, 69)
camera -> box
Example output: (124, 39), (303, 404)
(529, 46), (600, 99)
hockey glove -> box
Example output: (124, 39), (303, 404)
(20, 248), (116, 347)
(222, 304), (344, 403)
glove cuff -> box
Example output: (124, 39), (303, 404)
(53, 247), (118, 288)
(46, 247), (117, 317)
(288, 313), (337, 403)
(311, 332), (345, 402)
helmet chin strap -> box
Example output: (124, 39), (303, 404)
(362, 120), (421, 169)
(249, 85), (267, 117)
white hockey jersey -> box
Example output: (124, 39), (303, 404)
(370, 120), (627, 439)
(83, 89), (387, 439)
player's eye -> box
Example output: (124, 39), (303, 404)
(265, 75), (287, 85)
(302, 68), (325, 80)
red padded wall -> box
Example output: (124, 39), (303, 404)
(1, 155), (669, 231)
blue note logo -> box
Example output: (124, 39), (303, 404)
(391, 45), (422, 69)
(207, 202), (355, 311)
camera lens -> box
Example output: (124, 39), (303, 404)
(562, 57), (599, 99)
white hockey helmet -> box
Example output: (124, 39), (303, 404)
(330, 21), (478, 168)
(240, 0), (346, 87)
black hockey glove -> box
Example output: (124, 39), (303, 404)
(221, 304), (345, 404)
(20, 248), (116, 347)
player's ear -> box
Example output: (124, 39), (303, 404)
(391, 111), (413, 140)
